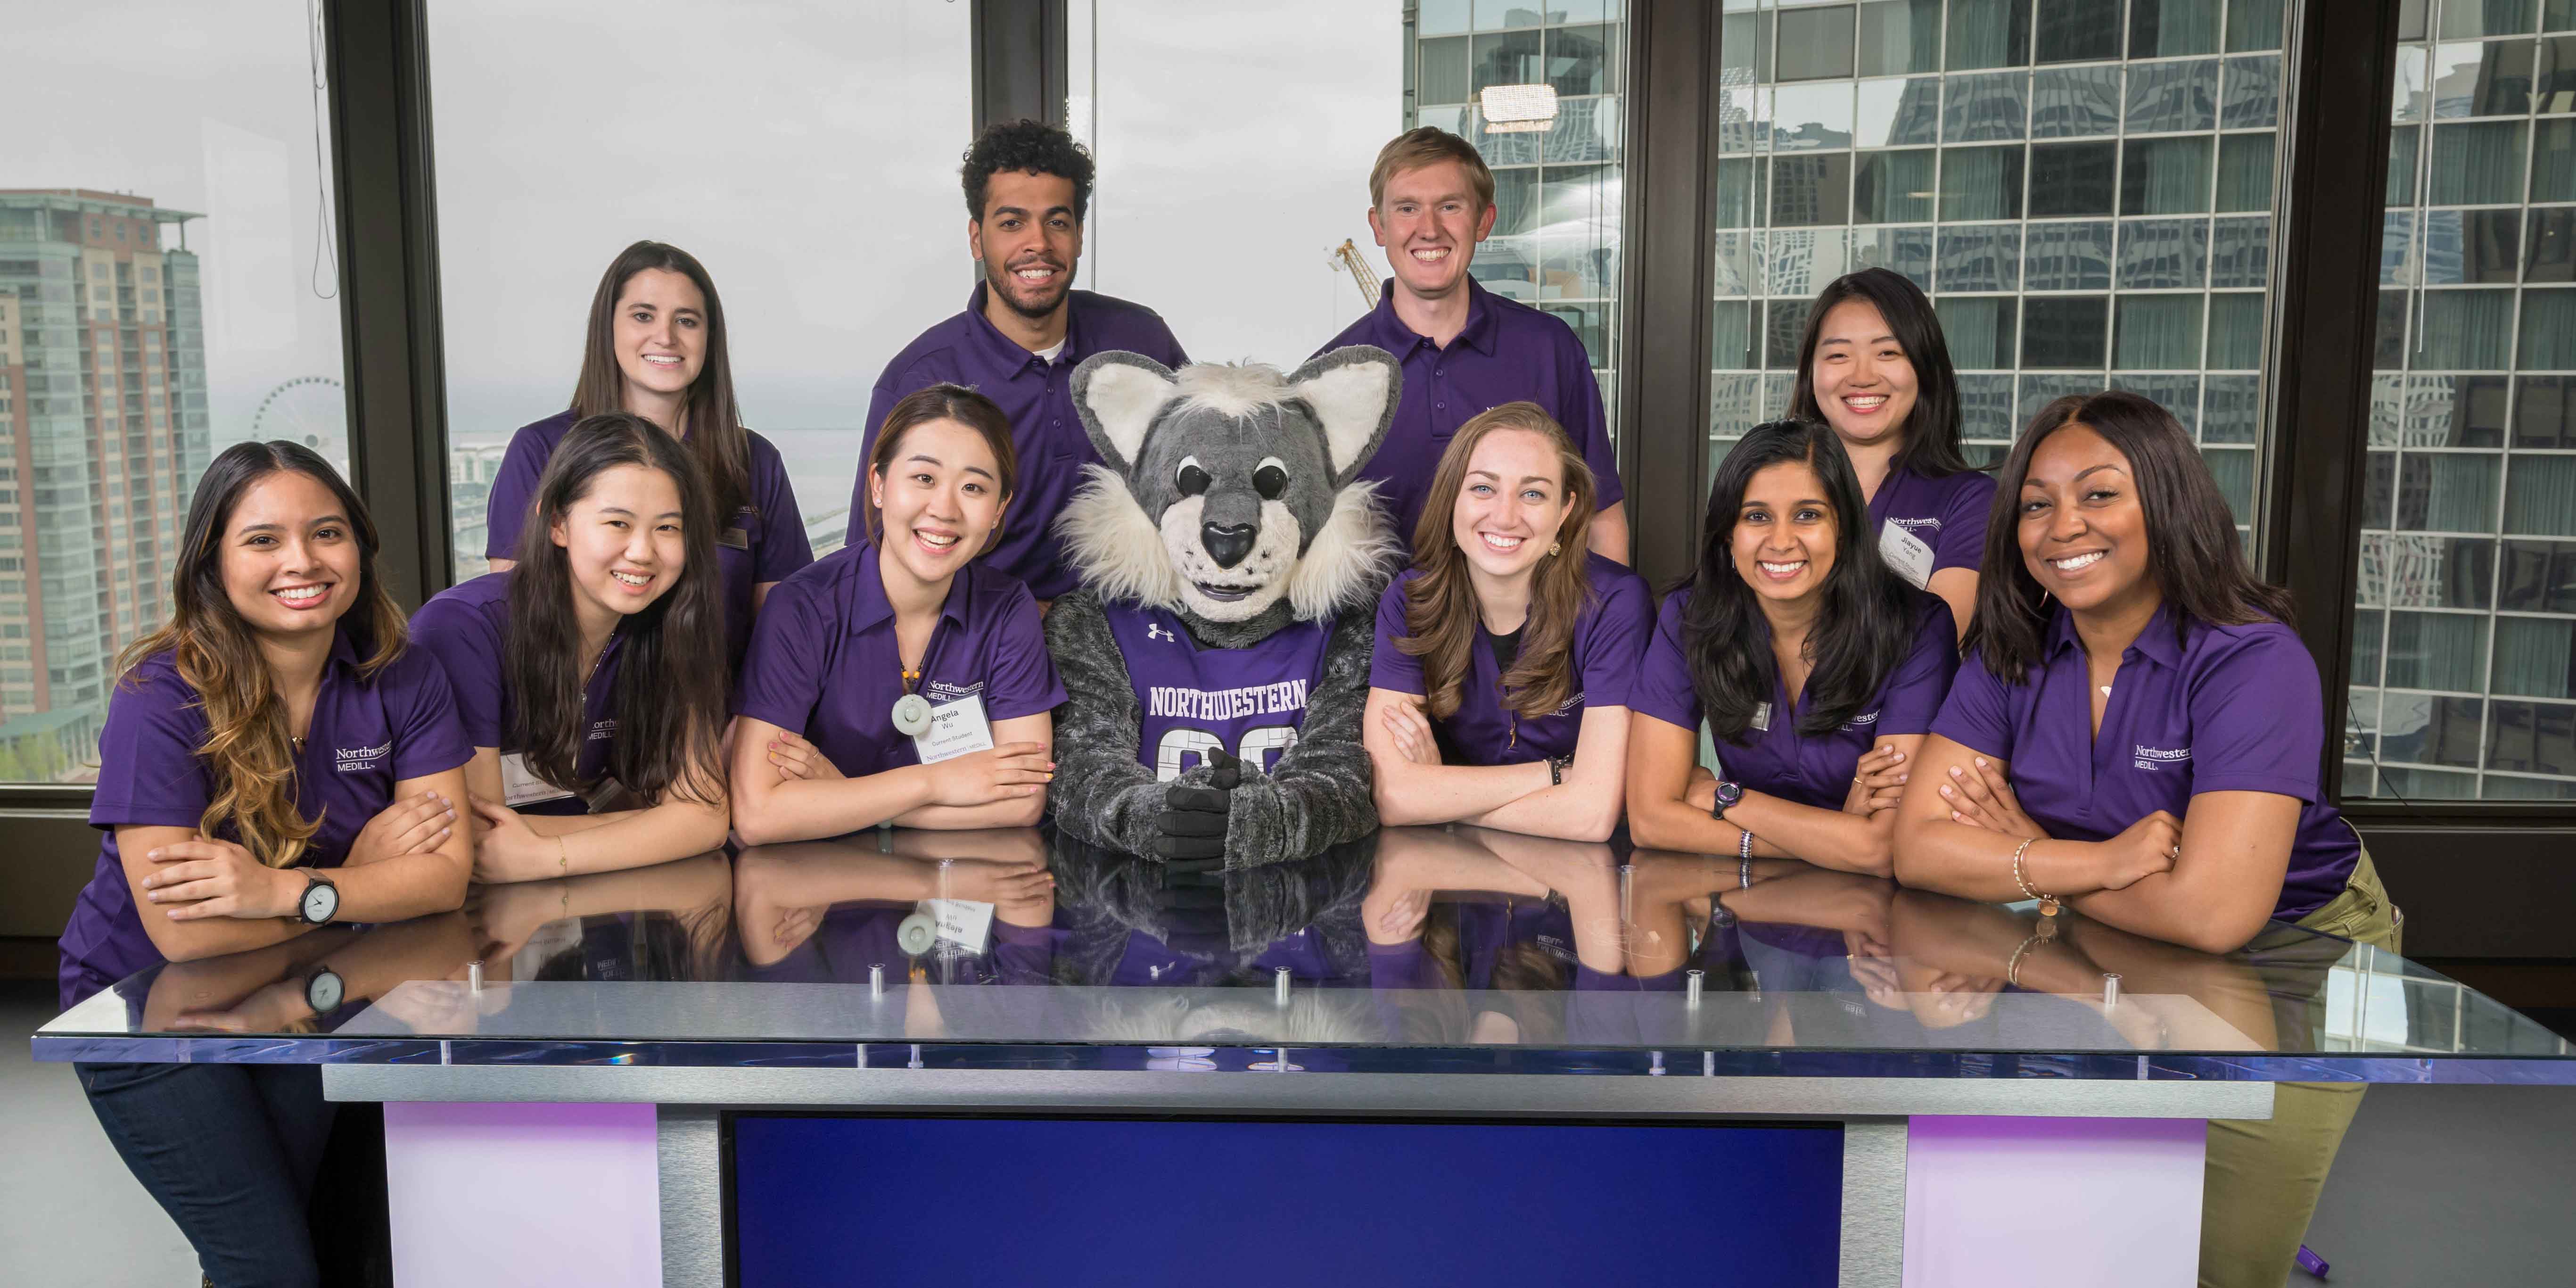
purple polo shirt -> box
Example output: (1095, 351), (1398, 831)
(410, 571), (624, 817)
(483, 411), (813, 665)
(852, 285), (1189, 601)
(731, 537), (1064, 780)
(1931, 604), (2361, 923)
(1868, 463), (1997, 583)
(1102, 602), (1336, 781)
(1631, 590), (1959, 809)
(1368, 554), (1653, 765)
(58, 630), (474, 1008)
(1316, 279), (1624, 548)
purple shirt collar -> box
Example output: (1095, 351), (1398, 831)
(2045, 599), (2186, 669)
(1357, 277), (1503, 358)
(959, 281), (1092, 375)
(846, 539), (977, 636)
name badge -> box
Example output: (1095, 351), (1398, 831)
(918, 897), (996, 954)
(718, 526), (751, 550)
(1879, 519), (1937, 591)
(1750, 701), (1773, 733)
(912, 693), (996, 765)
(500, 752), (576, 807)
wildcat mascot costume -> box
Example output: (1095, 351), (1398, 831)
(1045, 347), (1401, 868)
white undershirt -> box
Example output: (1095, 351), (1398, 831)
(1031, 339), (1066, 364)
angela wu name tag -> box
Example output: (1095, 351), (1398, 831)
(913, 693), (996, 765)
(1878, 519), (1937, 591)
(717, 526), (751, 551)
(499, 752), (576, 807)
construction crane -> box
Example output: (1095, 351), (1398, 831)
(1329, 239), (1381, 311)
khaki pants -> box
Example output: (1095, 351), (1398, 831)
(2199, 846), (2403, 1288)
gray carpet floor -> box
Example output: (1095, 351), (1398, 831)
(3, 980), (2569, 1284)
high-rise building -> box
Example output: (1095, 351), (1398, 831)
(0, 190), (209, 781)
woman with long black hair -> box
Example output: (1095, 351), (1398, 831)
(1891, 390), (2400, 1288)
(413, 413), (732, 880)
(1624, 420), (1959, 875)
(60, 442), (474, 1286)
(483, 239), (811, 665)
(1790, 267), (1994, 636)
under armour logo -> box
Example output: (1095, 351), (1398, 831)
(1146, 623), (1174, 642)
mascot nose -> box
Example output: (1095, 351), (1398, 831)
(1202, 521), (1258, 569)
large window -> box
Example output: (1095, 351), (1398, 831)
(1707, 0), (2288, 537)
(427, 0), (972, 575)
(1064, 1), (1626, 422)
(0, 3), (350, 783)
(2349, 0), (2576, 802)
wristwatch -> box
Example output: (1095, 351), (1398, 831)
(1707, 779), (1745, 821)
(302, 964), (345, 1014)
(293, 870), (339, 926)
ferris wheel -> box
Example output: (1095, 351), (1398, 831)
(250, 375), (349, 472)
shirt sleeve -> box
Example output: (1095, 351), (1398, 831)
(1573, 570), (1654, 710)
(382, 650), (476, 780)
(1875, 598), (1963, 735)
(2186, 626), (2326, 802)
(89, 667), (213, 830)
(1149, 313), (1190, 368)
(1367, 575), (1428, 696)
(1559, 338), (1625, 510)
(747, 435), (815, 584)
(408, 595), (506, 749)
(1625, 592), (1702, 732)
(981, 581), (1069, 721)
(484, 424), (555, 561)
(731, 574), (832, 734)
(1928, 647), (2019, 760)
(1932, 470), (1998, 575)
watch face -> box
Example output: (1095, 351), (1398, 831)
(306, 970), (344, 1014)
(302, 879), (338, 925)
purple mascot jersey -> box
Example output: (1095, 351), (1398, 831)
(1102, 603), (1336, 782)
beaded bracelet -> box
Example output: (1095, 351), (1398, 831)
(2010, 837), (2060, 916)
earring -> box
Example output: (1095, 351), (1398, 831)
(1548, 541), (1562, 557)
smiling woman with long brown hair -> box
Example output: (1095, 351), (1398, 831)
(59, 441), (475, 1287)
(1363, 402), (1652, 842)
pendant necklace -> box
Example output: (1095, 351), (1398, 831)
(891, 623), (940, 737)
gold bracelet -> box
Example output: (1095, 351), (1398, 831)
(2010, 837), (2060, 917)
(557, 834), (569, 879)
(2005, 915), (2061, 988)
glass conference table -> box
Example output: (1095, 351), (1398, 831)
(35, 826), (2576, 1288)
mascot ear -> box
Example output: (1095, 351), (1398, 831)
(1071, 351), (1181, 475)
(1286, 346), (1402, 488)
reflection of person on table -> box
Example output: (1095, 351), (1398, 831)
(731, 831), (1055, 978)
(139, 912), (476, 1036)
(460, 849), (734, 986)
(1625, 851), (1899, 1045)
(1363, 827), (1622, 1044)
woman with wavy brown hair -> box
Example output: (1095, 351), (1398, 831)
(59, 441), (475, 1286)
(1363, 402), (1652, 842)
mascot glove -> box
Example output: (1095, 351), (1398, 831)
(1152, 748), (1241, 861)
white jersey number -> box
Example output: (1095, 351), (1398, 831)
(1153, 725), (1300, 783)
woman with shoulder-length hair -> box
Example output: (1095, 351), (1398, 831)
(732, 384), (1063, 843)
(482, 239), (811, 665)
(1625, 420), (1959, 874)
(1791, 267), (1993, 636)
(412, 413), (732, 881)
(1364, 402), (1653, 842)
(1890, 390), (2399, 1288)
(60, 442), (475, 1286)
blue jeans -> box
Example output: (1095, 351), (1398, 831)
(75, 1060), (337, 1288)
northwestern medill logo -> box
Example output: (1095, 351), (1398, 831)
(2133, 744), (2190, 771)
(334, 741), (390, 773)
(1891, 516), (1941, 533)
(1145, 622), (1176, 643)
(1844, 709), (1883, 729)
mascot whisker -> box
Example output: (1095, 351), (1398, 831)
(1045, 347), (1402, 868)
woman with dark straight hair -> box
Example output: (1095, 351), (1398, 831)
(61, 442), (474, 1286)
(1625, 420), (1959, 874)
(413, 413), (732, 880)
(482, 239), (811, 666)
(731, 384), (1063, 843)
(1364, 402), (1652, 842)
(1790, 267), (1993, 636)
(1890, 390), (2398, 1288)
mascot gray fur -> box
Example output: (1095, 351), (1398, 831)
(1045, 346), (1402, 868)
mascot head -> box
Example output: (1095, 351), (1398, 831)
(1062, 347), (1403, 623)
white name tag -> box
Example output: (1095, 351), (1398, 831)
(499, 752), (576, 807)
(912, 693), (996, 765)
(920, 897), (995, 953)
(1750, 701), (1773, 733)
(1879, 519), (1937, 591)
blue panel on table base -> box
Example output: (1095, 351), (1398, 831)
(731, 1116), (1844, 1287)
